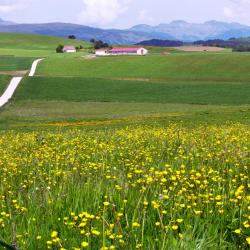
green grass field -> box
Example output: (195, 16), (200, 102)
(37, 53), (250, 82)
(0, 75), (10, 93)
(0, 56), (35, 71)
(0, 33), (91, 57)
(15, 76), (250, 105)
(0, 33), (90, 50)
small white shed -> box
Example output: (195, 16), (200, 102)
(63, 45), (76, 53)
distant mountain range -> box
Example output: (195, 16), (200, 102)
(130, 20), (250, 41)
(1, 18), (250, 44)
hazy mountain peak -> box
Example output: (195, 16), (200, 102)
(130, 20), (250, 41)
(0, 17), (16, 25)
(170, 20), (187, 25)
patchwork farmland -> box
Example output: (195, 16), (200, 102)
(0, 33), (249, 250)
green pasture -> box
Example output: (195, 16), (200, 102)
(0, 33), (91, 57)
(1, 100), (249, 130)
(0, 75), (10, 93)
(0, 56), (35, 71)
(0, 74), (247, 129)
(15, 76), (250, 105)
(0, 33), (90, 50)
(37, 53), (250, 82)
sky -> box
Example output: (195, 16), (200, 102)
(0, 0), (250, 28)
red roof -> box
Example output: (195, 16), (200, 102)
(109, 47), (143, 53)
(63, 46), (76, 50)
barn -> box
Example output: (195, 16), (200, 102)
(109, 47), (148, 55)
(95, 47), (148, 56)
(63, 45), (76, 53)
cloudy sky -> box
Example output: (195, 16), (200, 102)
(0, 0), (250, 28)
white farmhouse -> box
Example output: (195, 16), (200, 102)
(63, 45), (76, 53)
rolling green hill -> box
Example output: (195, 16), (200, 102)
(0, 33), (90, 50)
(37, 53), (250, 82)
(0, 33), (91, 57)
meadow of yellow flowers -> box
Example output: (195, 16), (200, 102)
(0, 124), (249, 249)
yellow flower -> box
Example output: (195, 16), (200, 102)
(172, 225), (178, 230)
(234, 229), (241, 234)
(79, 222), (86, 228)
(36, 235), (42, 240)
(103, 201), (110, 206)
(51, 231), (58, 238)
(194, 210), (202, 215)
(81, 241), (89, 248)
(46, 241), (52, 245)
(246, 237), (250, 245)
(92, 229), (100, 236)
(132, 222), (140, 228)
(136, 243), (143, 248)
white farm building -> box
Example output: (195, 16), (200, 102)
(95, 49), (108, 56)
(63, 45), (76, 53)
(95, 47), (148, 56)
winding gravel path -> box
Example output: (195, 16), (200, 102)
(0, 58), (44, 108)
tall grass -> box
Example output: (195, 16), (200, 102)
(0, 124), (249, 249)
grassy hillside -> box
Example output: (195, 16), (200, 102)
(37, 53), (250, 81)
(0, 33), (91, 57)
(0, 33), (90, 50)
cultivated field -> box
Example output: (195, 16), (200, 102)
(0, 33), (249, 249)
(0, 56), (35, 70)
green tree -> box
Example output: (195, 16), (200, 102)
(56, 45), (64, 53)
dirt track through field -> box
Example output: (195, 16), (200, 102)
(0, 58), (44, 108)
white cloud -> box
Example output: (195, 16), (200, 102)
(223, 0), (250, 22)
(138, 9), (153, 22)
(223, 7), (236, 18)
(0, 5), (15, 12)
(0, 0), (30, 13)
(229, 0), (250, 3)
(78, 0), (131, 26)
